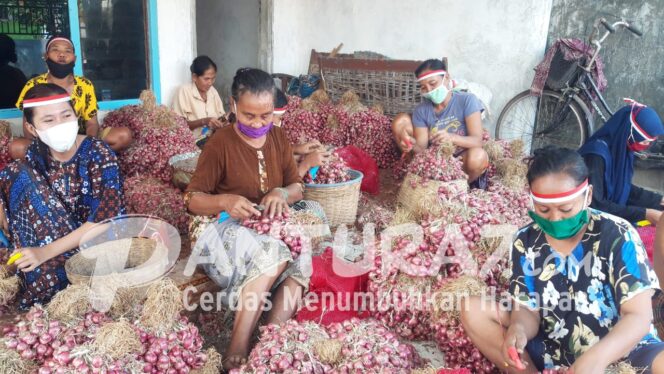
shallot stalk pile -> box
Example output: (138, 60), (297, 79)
(123, 175), (190, 234)
(0, 120), (13, 171)
(101, 90), (198, 184)
(0, 281), (221, 373)
(231, 318), (423, 373)
(303, 152), (351, 184)
(281, 91), (400, 169)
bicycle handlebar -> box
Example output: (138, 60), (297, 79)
(600, 18), (616, 33)
(627, 23), (643, 37)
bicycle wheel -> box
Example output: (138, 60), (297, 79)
(496, 90), (588, 154)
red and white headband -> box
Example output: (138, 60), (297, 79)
(416, 69), (447, 82)
(46, 37), (74, 52)
(624, 98), (656, 141)
(22, 94), (71, 109)
(531, 179), (589, 204)
(273, 107), (287, 116)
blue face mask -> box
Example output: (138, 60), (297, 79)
(423, 81), (450, 105)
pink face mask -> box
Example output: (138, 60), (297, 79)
(234, 102), (273, 138)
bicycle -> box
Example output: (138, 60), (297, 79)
(495, 17), (643, 154)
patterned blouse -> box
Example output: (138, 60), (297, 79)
(16, 73), (99, 133)
(509, 209), (660, 368)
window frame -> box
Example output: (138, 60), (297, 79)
(0, 0), (161, 119)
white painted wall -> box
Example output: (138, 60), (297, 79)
(157, 0), (197, 106)
(270, 0), (553, 131)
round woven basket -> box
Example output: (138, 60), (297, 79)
(303, 170), (363, 227)
(169, 151), (200, 190)
(65, 237), (168, 288)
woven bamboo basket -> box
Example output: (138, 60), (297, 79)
(65, 237), (169, 289)
(169, 151), (200, 190)
(304, 170), (363, 227)
(397, 173), (468, 217)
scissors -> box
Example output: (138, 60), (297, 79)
(218, 205), (266, 223)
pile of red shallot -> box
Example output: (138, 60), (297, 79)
(231, 318), (423, 373)
(0, 281), (220, 374)
(101, 90), (198, 184)
(0, 120), (13, 171)
(123, 175), (190, 234)
(303, 152), (351, 184)
(240, 211), (310, 259)
(367, 217), (456, 341)
(281, 92), (400, 169)
(405, 143), (467, 186)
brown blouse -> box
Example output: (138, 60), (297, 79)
(186, 125), (300, 204)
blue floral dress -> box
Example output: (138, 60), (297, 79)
(0, 138), (124, 308)
(509, 209), (661, 370)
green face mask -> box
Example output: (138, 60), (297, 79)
(423, 81), (450, 105)
(528, 209), (590, 240)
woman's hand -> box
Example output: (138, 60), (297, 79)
(13, 247), (50, 272)
(431, 130), (458, 145)
(396, 128), (416, 153)
(293, 141), (322, 155)
(260, 189), (289, 219)
(303, 151), (331, 169)
(207, 117), (225, 129)
(502, 323), (529, 370)
(569, 351), (606, 374)
(222, 195), (261, 221)
(646, 209), (662, 226)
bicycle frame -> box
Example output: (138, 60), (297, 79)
(575, 70), (613, 122)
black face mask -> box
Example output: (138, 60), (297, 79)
(46, 59), (75, 79)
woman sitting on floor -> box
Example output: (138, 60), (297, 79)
(392, 58), (489, 188)
(186, 68), (324, 370)
(461, 146), (664, 373)
(0, 83), (124, 309)
(578, 100), (664, 225)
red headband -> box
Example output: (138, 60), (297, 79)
(624, 98), (656, 141)
(416, 69), (447, 82)
(531, 179), (589, 204)
(22, 94), (71, 108)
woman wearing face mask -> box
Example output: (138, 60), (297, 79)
(460, 146), (664, 374)
(172, 55), (226, 141)
(578, 100), (664, 226)
(10, 35), (133, 159)
(392, 58), (489, 187)
(0, 83), (124, 309)
(186, 68), (324, 370)
(272, 88), (330, 178)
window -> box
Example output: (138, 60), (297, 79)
(78, 0), (148, 101)
(0, 0), (159, 116)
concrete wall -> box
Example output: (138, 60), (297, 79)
(269, 0), (553, 131)
(158, 0), (197, 106)
(196, 0), (261, 106)
(548, 0), (664, 117)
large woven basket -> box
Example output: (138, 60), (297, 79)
(304, 170), (363, 226)
(65, 237), (169, 289)
(397, 173), (468, 217)
(169, 151), (200, 190)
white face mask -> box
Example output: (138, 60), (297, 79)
(35, 120), (79, 152)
